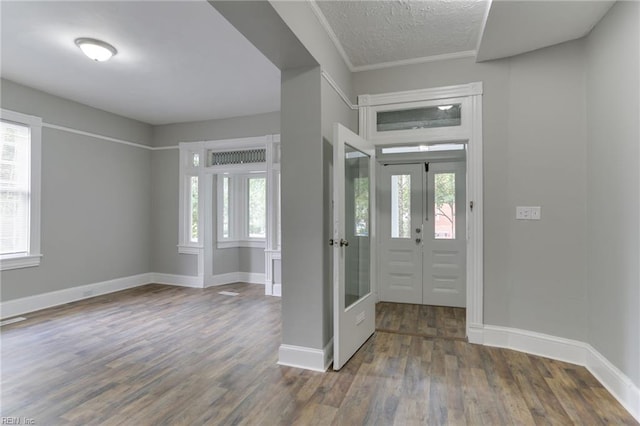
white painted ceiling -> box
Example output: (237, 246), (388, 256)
(314, 0), (488, 71)
(1, 0), (617, 125)
(0, 1), (280, 125)
(476, 0), (615, 62)
(313, 0), (615, 71)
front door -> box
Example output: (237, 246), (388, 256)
(379, 160), (466, 307)
(332, 123), (376, 370)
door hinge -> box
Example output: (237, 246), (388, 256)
(470, 201), (474, 211)
(425, 162), (429, 172)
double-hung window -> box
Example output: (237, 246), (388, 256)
(217, 173), (266, 248)
(0, 109), (42, 270)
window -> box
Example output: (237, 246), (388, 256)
(217, 173), (266, 248)
(0, 109), (42, 270)
(391, 174), (411, 239)
(248, 176), (266, 238)
(189, 176), (199, 243)
(377, 104), (461, 132)
(434, 173), (456, 239)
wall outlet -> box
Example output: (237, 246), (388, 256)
(516, 206), (541, 220)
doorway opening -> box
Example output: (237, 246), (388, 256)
(375, 143), (467, 340)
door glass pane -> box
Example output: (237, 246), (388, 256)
(377, 104), (461, 132)
(354, 177), (369, 237)
(391, 175), (411, 239)
(434, 173), (455, 239)
(344, 145), (370, 308)
(248, 177), (266, 238)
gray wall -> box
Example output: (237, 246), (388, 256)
(1, 79), (153, 301)
(355, 40), (589, 341)
(150, 112), (280, 276)
(281, 66), (325, 349)
(585, 1), (640, 388)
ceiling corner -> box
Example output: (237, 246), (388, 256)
(307, 0), (355, 73)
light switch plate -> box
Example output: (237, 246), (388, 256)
(516, 206), (541, 220)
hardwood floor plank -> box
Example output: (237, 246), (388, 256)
(1, 283), (636, 425)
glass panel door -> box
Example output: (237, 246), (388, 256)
(344, 145), (370, 308)
(333, 123), (376, 371)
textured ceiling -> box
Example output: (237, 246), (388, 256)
(0, 1), (280, 125)
(315, 0), (488, 70)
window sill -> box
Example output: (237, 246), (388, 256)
(0, 254), (42, 271)
(217, 240), (265, 249)
(177, 245), (203, 255)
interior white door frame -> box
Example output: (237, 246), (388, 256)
(358, 82), (484, 343)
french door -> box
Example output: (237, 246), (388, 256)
(332, 123), (376, 370)
(379, 161), (466, 307)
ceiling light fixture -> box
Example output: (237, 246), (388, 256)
(75, 38), (117, 62)
(437, 105), (453, 111)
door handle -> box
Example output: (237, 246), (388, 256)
(340, 239), (349, 247)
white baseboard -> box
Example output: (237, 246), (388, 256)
(205, 272), (265, 288)
(482, 325), (640, 422)
(585, 343), (640, 422)
(278, 338), (333, 372)
(272, 283), (282, 297)
(0, 273), (152, 319)
(151, 273), (203, 288)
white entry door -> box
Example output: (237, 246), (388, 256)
(333, 123), (376, 370)
(379, 161), (466, 307)
(378, 164), (424, 303)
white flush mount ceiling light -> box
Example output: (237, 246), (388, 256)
(75, 38), (117, 62)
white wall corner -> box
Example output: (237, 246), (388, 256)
(0, 273), (152, 319)
(204, 272), (265, 288)
(466, 323), (485, 344)
(323, 338), (334, 371)
(585, 345), (640, 422)
(278, 342), (331, 372)
(481, 325), (640, 423)
(238, 272), (266, 285)
(151, 273), (203, 288)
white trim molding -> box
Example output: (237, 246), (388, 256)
(205, 272), (265, 288)
(278, 338), (334, 372)
(482, 325), (640, 422)
(151, 273), (203, 288)
(358, 82), (483, 108)
(0, 273), (152, 319)
(264, 250), (281, 296)
(321, 70), (357, 110)
(308, 0), (355, 72)
(352, 50), (477, 73)
(0, 109), (43, 271)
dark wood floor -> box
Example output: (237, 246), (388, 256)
(1, 283), (636, 425)
(376, 302), (466, 340)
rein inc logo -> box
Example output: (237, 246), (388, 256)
(1, 418), (35, 425)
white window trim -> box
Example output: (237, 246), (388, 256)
(177, 142), (205, 253)
(0, 109), (42, 271)
(216, 173), (267, 249)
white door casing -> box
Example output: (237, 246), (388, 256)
(358, 82), (483, 342)
(333, 123), (376, 370)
